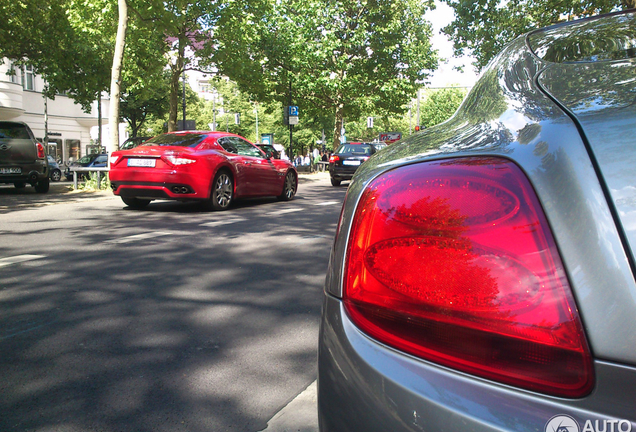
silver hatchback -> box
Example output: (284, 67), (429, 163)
(318, 11), (636, 432)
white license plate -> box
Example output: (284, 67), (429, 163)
(343, 160), (361, 166)
(0, 167), (21, 174)
(127, 158), (156, 167)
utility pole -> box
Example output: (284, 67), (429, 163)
(416, 88), (421, 130)
(288, 79), (293, 160)
(212, 91), (216, 131)
(254, 103), (259, 142)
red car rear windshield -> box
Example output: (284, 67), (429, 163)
(141, 133), (207, 147)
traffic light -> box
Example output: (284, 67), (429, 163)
(415, 125), (421, 132)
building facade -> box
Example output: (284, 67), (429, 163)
(0, 59), (124, 164)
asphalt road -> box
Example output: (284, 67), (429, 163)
(0, 174), (346, 432)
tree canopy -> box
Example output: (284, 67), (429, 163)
(211, 0), (439, 148)
(441, 0), (635, 70)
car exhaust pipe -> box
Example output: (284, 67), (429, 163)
(171, 186), (191, 194)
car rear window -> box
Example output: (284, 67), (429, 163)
(336, 144), (373, 155)
(141, 133), (207, 147)
(0, 122), (31, 140)
(528, 12), (636, 63)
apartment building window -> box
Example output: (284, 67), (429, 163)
(7, 63), (20, 84)
(23, 65), (35, 91)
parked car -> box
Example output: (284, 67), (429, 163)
(109, 131), (298, 209)
(318, 11), (636, 432)
(0, 121), (49, 192)
(120, 136), (151, 150)
(47, 155), (62, 182)
(64, 153), (108, 180)
(328, 143), (379, 186)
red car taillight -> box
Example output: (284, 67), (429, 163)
(36, 142), (45, 159)
(343, 157), (594, 397)
(330, 155), (340, 163)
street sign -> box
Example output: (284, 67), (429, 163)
(235, 113), (240, 124)
(367, 117), (374, 128)
(261, 133), (273, 144)
(289, 106), (299, 116)
(289, 116), (299, 125)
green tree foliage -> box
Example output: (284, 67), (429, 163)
(0, 0), (113, 110)
(211, 0), (439, 149)
(419, 87), (467, 128)
(136, 0), (224, 132)
(441, 0), (635, 71)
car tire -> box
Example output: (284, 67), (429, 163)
(51, 169), (62, 182)
(210, 170), (233, 211)
(277, 171), (297, 201)
(34, 178), (50, 193)
(330, 177), (341, 187)
(121, 196), (151, 209)
(14, 182), (26, 189)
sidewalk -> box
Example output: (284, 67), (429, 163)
(0, 182), (114, 210)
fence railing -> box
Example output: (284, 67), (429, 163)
(69, 167), (109, 189)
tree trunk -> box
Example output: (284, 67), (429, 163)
(168, 36), (186, 132)
(622, 0), (635, 9)
(109, 0), (128, 152)
(332, 103), (345, 150)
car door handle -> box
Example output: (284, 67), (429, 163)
(243, 161), (251, 165)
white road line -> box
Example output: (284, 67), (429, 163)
(200, 218), (247, 227)
(315, 201), (340, 206)
(0, 255), (45, 268)
(105, 232), (172, 244)
(266, 208), (303, 216)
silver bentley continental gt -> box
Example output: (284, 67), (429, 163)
(318, 10), (636, 432)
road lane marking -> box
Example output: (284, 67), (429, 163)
(266, 208), (303, 216)
(105, 232), (172, 244)
(200, 218), (246, 227)
(0, 255), (45, 268)
(315, 201), (340, 206)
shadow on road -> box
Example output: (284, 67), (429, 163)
(0, 177), (346, 432)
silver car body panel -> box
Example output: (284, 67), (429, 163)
(320, 12), (636, 432)
(319, 296), (636, 432)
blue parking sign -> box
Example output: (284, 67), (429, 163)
(289, 106), (299, 116)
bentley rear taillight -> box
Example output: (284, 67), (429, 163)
(343, 157), (593, 397)
(330, 155), (340, 163)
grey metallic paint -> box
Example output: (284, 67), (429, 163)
(320, 11), (636, 432)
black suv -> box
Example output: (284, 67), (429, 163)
(0, 121), (50, 192)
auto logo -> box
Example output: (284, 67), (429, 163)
(0, 144), (11, 151)
(545, 415), (580, 432)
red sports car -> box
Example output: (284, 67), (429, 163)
(109, 131), (298, 210)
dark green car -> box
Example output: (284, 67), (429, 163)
(0, 121), (50, 192)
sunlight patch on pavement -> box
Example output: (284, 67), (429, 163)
(314, 201), (340, 206)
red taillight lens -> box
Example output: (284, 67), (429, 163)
(36, 142), (46, 159)
(330, 155), (340, 163)
(343, 157), (593, 397)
